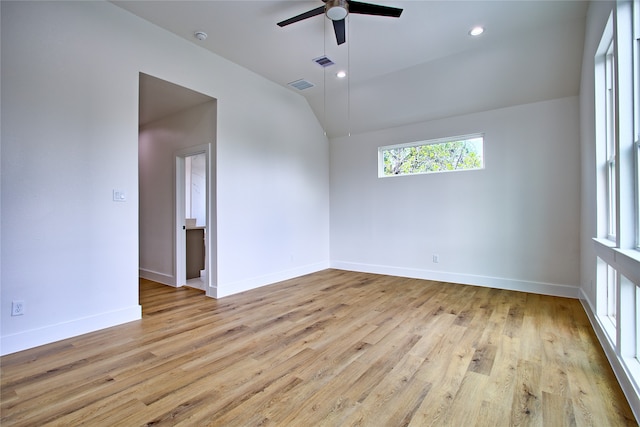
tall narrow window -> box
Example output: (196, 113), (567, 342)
(636, 284), (640, 361)
(635, 0), (640, 249)
(636, 138), (640, 248)
(606, 40), (618, 240)
(607, 263), (618, 326)
(636, 135), (640, 248)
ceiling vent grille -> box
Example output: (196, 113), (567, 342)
(313, 56), (335, 67)
(288, 79), (315, 91)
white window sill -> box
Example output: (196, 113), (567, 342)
(593, 238), (640, 284)
(593, 237), (617, 248)
(617, 248), (640, 263)
(614, 249), (640, 284)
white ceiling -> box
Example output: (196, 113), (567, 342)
(115, 0), (589, 138)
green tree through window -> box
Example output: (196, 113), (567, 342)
(380, 136), (483, 177)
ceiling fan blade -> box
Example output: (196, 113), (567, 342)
(277, 5), (325, 27)
(347, 1), (403, 18)
(333, 19), (346, 45)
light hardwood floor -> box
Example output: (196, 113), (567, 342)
(1, 269), (637, 426)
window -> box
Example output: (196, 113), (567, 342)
(378, 135), (483, 177)
(635, 0), (640, 249)
(636, 283), (640, 362)
(636, 138), (640, 248)
(593, 2), (640, 402)
(607, 263), (618, 327)
(597, 256), (618, 344)
(606, 39), (618, 240)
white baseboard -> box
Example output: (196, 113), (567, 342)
(0, 305), (142, 356)
(139, 268), (175, 287)
(330, 261), (580, 298)
(218, 261), (330, 298)
(579, 289), (640, 422)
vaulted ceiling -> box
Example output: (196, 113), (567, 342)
(114, 0), (589, 138)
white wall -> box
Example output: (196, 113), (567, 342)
(139, 101), (216, 287)
(1, 1), (330, 354)
(330, 97), (581, 297)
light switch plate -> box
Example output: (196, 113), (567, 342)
(113, 190), (126, 202)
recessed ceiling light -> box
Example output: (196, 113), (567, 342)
(469, 26), (484, 36)
(336, 70), (347, 79)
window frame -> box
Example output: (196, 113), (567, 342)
(607, 263), (619, 326)
(635, 0), (640, 250)
(378, 134), (484, 178)
(606, 39), (618, 241)
(592, 2), (640, 405)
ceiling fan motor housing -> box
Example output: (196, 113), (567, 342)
(326, 0), (348, 21)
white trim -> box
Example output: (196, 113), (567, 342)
(330, 261), (580, 298)
(379, 133), (485, 151)
(594, 237), (640, 284)
(217, 262), (330, 298)
(139, 268), (175, 287)
(580, 288), (640, 422)
(634, 0), (640, 250)
(616, 248), (640, 283)
(0, 305), (142, 356)
(175, 153), (187, 288)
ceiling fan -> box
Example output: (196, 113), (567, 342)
(277, 0), (403, 45)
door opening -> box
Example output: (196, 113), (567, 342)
(175, 145), (214, 294)
(184, 152), (206, 290)
(138, 73), (218, 299)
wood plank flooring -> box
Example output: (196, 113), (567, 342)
(1, 269), (637, 426)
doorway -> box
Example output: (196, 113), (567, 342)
(138, 73), (217, 298)
(175, 147), (211, 292)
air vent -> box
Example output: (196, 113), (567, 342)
(288, 79), (315, 91)
(313, 56), (335, 68)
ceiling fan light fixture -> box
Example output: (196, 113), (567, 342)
(326, 0), (348, 21)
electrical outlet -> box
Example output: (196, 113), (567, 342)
(432, 254), (439, 263)
(12, 300), (25, 316)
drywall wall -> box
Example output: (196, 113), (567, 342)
(1, 1), (329, 354)
(330, 97), (581, 297)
